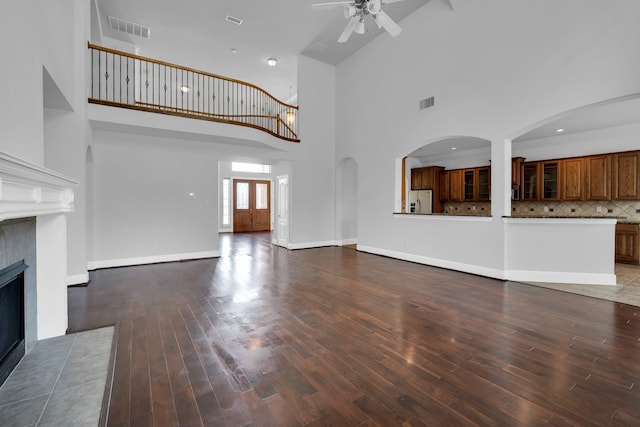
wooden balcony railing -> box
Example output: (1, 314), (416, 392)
(88, 43), (299, 142)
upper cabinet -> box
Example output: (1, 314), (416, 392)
(585, 154), (612, 200)
(439, 170), (450, 202)
(426, 149), (640, 207)
(521, 161), (561, 201)
(441, 167), (489, 202)
(540, 161), (560, 201)
(562, 157), (585, 201)
(449, 170), (464, 202)
(411, 166), (442, 190)
(512, 157), (524, 186)
(477, 167), (490, 201)
(613, 151), (640, 200)
(522, 162), (538, 201)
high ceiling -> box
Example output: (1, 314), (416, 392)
(94, 0), (431, 101)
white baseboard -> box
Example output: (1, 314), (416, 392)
(88, 250), (220, 271)
(356, 245), (617, 286)
(338, 238), (357, 246)
(288, 240), (337, 250)
(67, 272), (90, 286)
(505, 270), (617, 286)
(357, 245), (505, 280)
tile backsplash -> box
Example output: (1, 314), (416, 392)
(512, 200), (640, 221)
(442, 200), (640, 221)
(443, 202), (491, 216)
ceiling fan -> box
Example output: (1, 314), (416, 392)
(312, 0), (406, 43)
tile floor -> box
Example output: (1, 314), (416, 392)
(0, 326), (114, 427)
(523, 263), (640, 307)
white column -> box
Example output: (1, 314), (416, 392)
(36, 214), (68, 339)
(491, 138), (512, 218)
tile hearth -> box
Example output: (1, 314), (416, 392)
(0, 326), (113, 427)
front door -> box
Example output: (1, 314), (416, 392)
(233, 179), (271, 232)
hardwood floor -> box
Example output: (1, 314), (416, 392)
(68, 232), (640, 426)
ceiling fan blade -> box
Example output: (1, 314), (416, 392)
(338, 16), (360, 43)
(311, 1), (353, 11)
(374, 11), (402, 37)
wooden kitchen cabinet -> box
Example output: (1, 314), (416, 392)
(586, 154), (612, 200)
(411, 166), (441, 190)
(477, 167), (490, 201)
(411, 168), (422, 190)
(463, 169), (475, 201)
(613, 151), (640, 200)
(439, 170), (450, 202)
(512, 157), (525, 186)
(521, 162), (538, 201)
(449, 170), (464, 202)
(540, 161), (561, 201)
(615, 223), (640, 265)
(562, 157), (585, 201)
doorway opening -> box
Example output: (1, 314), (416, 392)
(233, 179), (271, 232)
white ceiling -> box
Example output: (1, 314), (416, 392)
(94, 0), (430, 101)
(513, 95), (640, 143)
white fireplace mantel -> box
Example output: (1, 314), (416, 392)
(0, 151), (77, 221)
(1, 151), (77, 340)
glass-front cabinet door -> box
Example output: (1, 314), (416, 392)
(522, 163), (538, 201)
(541, 161), (560, 200)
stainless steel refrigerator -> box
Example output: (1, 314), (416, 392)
(408, 190), (433, 214)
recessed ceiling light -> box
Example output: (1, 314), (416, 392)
(267, 58), (277, 67)
(451, 147), (457, 150)
(230, 48), (237, 54)
(556, 128), (565, 133)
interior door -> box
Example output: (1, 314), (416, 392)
(233, 179), (271, 232)
(276, 175), (289, 247)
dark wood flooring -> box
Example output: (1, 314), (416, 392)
(68, 232), (640, 426)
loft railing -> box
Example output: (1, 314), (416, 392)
(88, 43), (299, 142)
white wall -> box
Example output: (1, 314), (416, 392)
(335, 0), (640, 281)
(89, 131), (220, 268)
(42, 0), (91, 285)
(337, 158), (358, 243)
(0, 0), (76, 164)
(287, 56), (337, 248)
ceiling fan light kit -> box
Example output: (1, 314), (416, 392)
(312, 0), (405, 43)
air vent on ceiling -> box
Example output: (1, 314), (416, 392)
(226, 15), (243, 25)
(420, 96), (435, 110)
(108, 16), (150, 39)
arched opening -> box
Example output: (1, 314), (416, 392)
(403, 136), (492, 215)
(509, 93), (640, 219)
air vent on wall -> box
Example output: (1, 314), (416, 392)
(420, 96), (435, 110)
(108, 16), (150, 39)
(226, 15), (243, 25)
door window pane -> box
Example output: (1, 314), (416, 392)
(256, 183), (268, 209)
(236, 182), (249, 209)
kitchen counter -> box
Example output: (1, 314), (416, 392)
(394, 212), (491, 218)
(508, 215), (627, 220)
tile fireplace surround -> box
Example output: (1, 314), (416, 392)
(0, 151), (76, 355)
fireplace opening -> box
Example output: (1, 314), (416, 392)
(0, 260), (27, 387)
